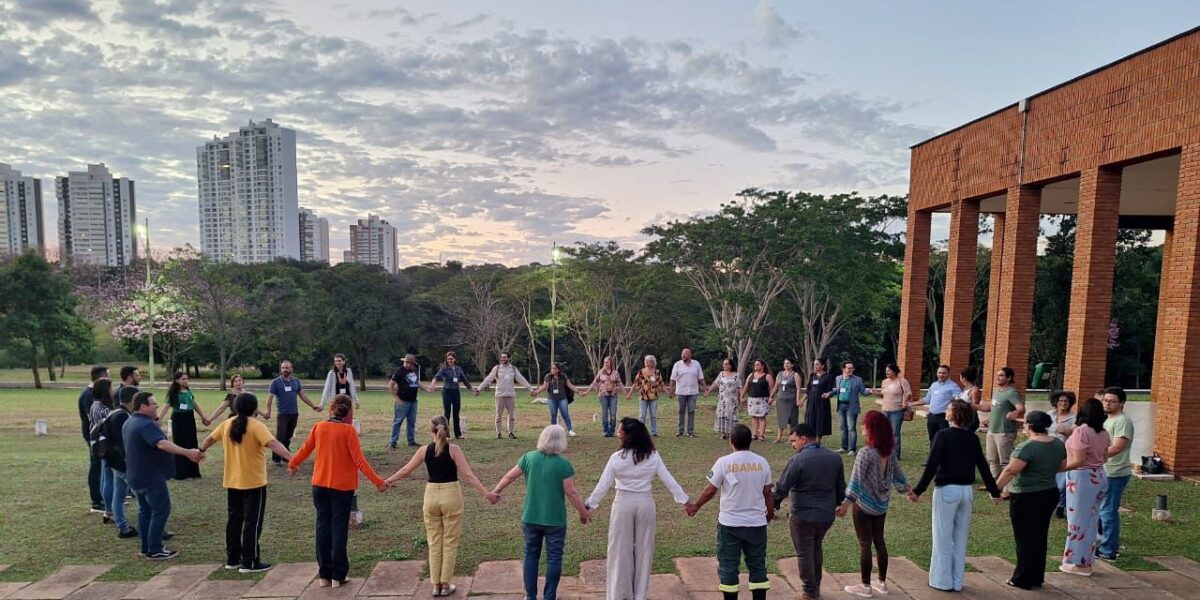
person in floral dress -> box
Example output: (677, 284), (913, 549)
(705, 359), (742, 439)
(1059, 398), (1110, 576)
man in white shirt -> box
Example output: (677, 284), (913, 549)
(685, 424), (774, 600)
(670, 347), (707, 438)
(474, 352), (533, 440)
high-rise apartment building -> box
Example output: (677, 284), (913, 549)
(56, 163), (136, 266)
(196, 118), (300, 263)
(0, 163), (45, 256)
(345, 214), (397, 273)
(299, 207), (329, 263)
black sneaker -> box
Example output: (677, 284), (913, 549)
(224, 562), (240, 570)
(676, 432), (684, 437)
(1096, 551), (1119, 561)
(118, 528), (139, 539)
(146, 549), (178, 560)
(687, 433), (696, 438)
(389, 443), (397, 449)
(497, 433), (502, 439)
(408, 442), (419, 447)
(89, 505), (105, 514)
(239, 562), (273, 573)
(162, 531), (175, 541)
(508, 433), (517, 439)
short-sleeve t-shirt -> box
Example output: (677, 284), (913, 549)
(1009, 438), (1066, 493)
(989, 387), (1021, 434)
(391, 367), (420, 402)
(169, 389), (195, 413)
(123, 412), (175, 489)
(1103, 413), (1134, 478)
(707, 450), (772, 527)
(269, 377), (302, 415)
(1066, 425), (1111, 469)
(670, 360), (704, 396)
(209, 418), (276, 489)
(517, 450), (576, 527)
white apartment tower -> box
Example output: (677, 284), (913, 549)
(196, 119), (300, 263)
(0, 163), (45, 256)
(298, 207), (330, 263)
(346, 214), (397, 273)
(56, 164), (136, 266)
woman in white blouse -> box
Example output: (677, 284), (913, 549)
(586, 417), (690, 600)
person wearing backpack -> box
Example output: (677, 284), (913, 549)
(103, 388), (138, 539)
(89, 379), (116, 525)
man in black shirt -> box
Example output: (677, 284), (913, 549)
(80, 365), (109, 512)
(103, 390), (138, 538)
(388, 354), (421, 448)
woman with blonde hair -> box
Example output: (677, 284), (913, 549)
(384, 416), (496, 596)
(289, 395), (387, 588)
(492, 425), (592, 600)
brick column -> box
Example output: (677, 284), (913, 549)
(897, 207), (932, 394)
(982, 213), (1006, 400)
(991, 186), (1041, 394)
(1063, 167), (1121, 396)
(1151, 229), (1173, 396)
(1155, 144), (1200, 476)
(940, 199), (980, 375)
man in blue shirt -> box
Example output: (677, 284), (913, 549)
(916, 364), (962, 443)
(833, 361), (872, 454)
(264, 360), (319, 464)
(123, 391), (204, 560)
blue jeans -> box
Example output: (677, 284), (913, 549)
(930, 484), (973, 591)
(99, 459), (114, 514)
(885, 409), (905, 460)
(110, 468), (131, 532)
(599, 394), (618, 436)
(837, 403), (859, 451)
(522, 522), (566, 600)
(391, 401), (418, 446)
(1099, 475), (1130, 556)
(548, 399), (573, 431)
(133, 478), (171, 555)
(639, 399), (658, 435)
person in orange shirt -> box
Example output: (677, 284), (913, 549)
(288, 395), (387, 588)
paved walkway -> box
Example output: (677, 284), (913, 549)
(1, 555), (1197, 599)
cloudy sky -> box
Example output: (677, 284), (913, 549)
(3, 1), (1199, 265)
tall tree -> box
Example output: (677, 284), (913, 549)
(309, 262), (411, 390)
(0, 252), (94, 388)
(166, 253), (256, 390)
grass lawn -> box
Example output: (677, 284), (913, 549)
(0, 387), (1194, 583)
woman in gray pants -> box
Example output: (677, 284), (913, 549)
(586, 418), (690, 599)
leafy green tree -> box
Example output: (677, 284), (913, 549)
(0, 252), (94, 388)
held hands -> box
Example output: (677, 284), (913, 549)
(287, 466), (298, 476)
(579, 508), (592, 524)
(684, 502), (699, 517)
(907, 492), (920, 503)
(376, 480), (390, 493)
(991, 495), (1004, 505)
(186, 449), (205, 464)
(486, 491), (501, 504)
(834, 504), (848, 518)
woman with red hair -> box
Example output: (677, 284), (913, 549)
(838, 410), (914, 598)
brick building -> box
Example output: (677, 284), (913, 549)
(899, 27), (1200, 476)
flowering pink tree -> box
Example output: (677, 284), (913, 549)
(109, 283), (199, 373)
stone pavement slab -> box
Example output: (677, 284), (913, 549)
(125, 564), (218, 599)
(576, 559), (606, 594)
(243, 562), (318, 598)
(1044, 572), (1122, 599)
(357, 561), (425, 596)
(688, 574), (793, 599)
(7, 565), (111, 600)
(61, 582), (139, 600)
(966, 556), (1066, 599)
(648, 574), (689, 600)
(470, 561), (523, 595)
(0, 583), (31, 600)
(885, 557), (947, 600)
(0, 567), (8, 573)
(775, 557), (839, 598)
(675, 557), (718, 592)
(181, 580), (255, 600)
(1136, 571), (1200, 599)
(296, 576), (364, 600)
(1148, 556), (1200, 583)
(1088, 559), (1154, 588)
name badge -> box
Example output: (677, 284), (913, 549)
(553, 388), (560, 394)
(283, 386), (292, 392)
(452, 377), (459, 383)
(780, 381), (787, 388)
(840, 387), (847, 394)
(650, 376), (657, 382)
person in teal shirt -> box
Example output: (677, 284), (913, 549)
(1098, 386), (1134, 560)
(493, 426), (592, 600)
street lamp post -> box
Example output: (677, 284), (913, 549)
(138, 219), (155, 387)
(550, 243), (561, 372)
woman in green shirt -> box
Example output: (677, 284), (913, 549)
(995, 411), (1066, 590)
(161, 371), (207, 480)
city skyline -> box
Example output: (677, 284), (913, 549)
(4, 1), (1200, 265)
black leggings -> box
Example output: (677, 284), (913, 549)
(852, 505), (888, 585)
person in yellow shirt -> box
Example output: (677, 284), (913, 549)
(201, 393), (292, 574)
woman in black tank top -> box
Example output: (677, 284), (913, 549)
(383, 416), (497, 597)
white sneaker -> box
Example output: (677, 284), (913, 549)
(844, 583), (873, 598)
(871, 580), (889, 595)
(568, 430), (577, 437)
